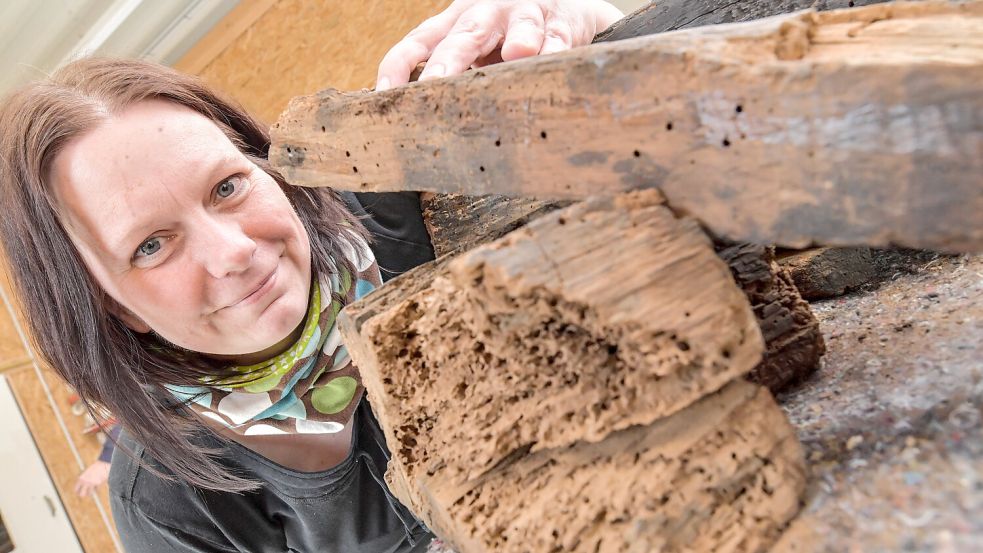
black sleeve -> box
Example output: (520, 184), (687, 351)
(339, 191), (436, 281)
(111, 497), (239, 553)
(98, 424), (121, 463)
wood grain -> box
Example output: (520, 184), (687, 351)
(271, 1), (983, 252)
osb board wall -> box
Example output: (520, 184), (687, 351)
(0, 262), (121, 553)
(189, 0), (453, 124)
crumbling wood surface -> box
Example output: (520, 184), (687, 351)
(411, 380), (806, 553)
(777, 246), (877, 299)
(271, 1), (983, 252)
(422, 193), (825, 394)
(339, 191), (764, 489)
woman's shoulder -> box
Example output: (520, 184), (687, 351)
(339, 191), (435, 281)
(108, 431), (272, 552)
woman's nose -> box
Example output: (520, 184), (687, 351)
(193, 216), (257, 278)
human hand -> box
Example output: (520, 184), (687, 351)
(74, 461), (111, 497)
(376, 0), (624, 90)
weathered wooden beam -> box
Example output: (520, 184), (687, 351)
(271, 2), (983, 252)
(339, 191), (764, 487)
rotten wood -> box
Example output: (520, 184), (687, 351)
(717, 242), (826, 390)
(339, 191), (764, 488)
(271, 1), (983, 252)
(421, 194), (824, 393)
(394, 379), (805, 553)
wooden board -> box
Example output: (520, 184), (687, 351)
(271, 1), (983, 252)
(339, 190), (764, 487)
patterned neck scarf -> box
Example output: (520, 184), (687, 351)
(167, 233), (381, 436)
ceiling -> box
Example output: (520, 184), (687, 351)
(0, 0), (238, 95)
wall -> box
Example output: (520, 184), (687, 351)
(178, 0), (455, 124)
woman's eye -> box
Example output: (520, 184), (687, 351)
(215, 176), (239, 199)
(136, 237), (162, 258)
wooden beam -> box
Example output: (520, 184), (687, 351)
(271, 2), (983, 252)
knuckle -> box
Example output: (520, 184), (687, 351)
(455, 16), (488, 38)
(511, 13), (542, 28)
(405, 16), (440, 39)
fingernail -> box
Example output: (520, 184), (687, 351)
(376, 77), (391, 91)
(421, 63), (445, 80)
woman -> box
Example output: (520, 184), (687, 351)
(0, 1), (623, 551)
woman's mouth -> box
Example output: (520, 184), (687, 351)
(232, 266), (278, 308)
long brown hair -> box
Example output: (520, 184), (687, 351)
(0, 58), (366, 491)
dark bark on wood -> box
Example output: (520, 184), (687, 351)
(716, 242), (826, 391)
(777, 247), (877, 299)
(596, 0), (886, 42)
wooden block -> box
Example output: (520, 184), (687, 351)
(339, 190), (763, 487)
(420, 195), (824, 393)
(399, 380), (806, 553)
(777, 247), (876, 300)
(271, 1), (983, 252)
(717, 243), (826, 391)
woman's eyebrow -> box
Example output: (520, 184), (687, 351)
(103, 154), (243, 255)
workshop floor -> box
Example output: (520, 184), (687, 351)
(775, 251), (982, 553)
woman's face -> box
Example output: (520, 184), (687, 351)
(50, 100), (312, 363)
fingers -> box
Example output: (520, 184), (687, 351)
(500, 4), (546, 61)
(418, 3), (507, 81)
(75, 480), (92, 497)
(378, 0), (621, 90)
(376, 13), (457, 90)
(539, 17), (575, 56)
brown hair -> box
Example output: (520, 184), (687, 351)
(0, 57), (366, 491)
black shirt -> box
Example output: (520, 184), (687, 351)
(109, 192), (437, 553)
